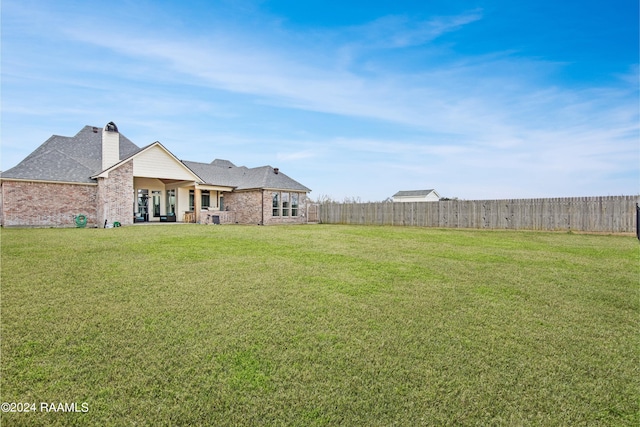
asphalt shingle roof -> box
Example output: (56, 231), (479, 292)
(2, 125), (311, 192)
(1, 126), (139, 183)
(183, 160), (311, 192)
(393, 189), (437, 197)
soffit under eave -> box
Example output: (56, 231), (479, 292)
(229, 188), (310, 193)
(195, 184), (235, 191)
(261, 187), (311, 193)
(162, 180), (200, 189)
(0, 177), (98, 186)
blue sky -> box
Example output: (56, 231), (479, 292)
(2, 0), (638, 200)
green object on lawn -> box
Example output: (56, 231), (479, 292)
(74, 214), (87, 228)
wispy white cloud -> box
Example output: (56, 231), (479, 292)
(37, 5), (630, 142)
(342, 10), (483, 50)
(49, 11), (488, 130)
(276, 149), (319, 162)
(2, 1), (637, 200)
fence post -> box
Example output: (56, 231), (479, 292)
(636, 203), (640, 240)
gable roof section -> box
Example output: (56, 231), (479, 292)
(182, 160), (245, 188)
(92, 142), (203, 182)
(183, 160), (310, 192)
(2, 125), (311, 192)
(1, 126), (139, 184)
(1, 145), (97, 183)
(239, 166), (311, 192)
(210, 159), (236, 168)
(393, 189), (439, 198)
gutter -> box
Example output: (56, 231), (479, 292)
(0, 178), (98, 186)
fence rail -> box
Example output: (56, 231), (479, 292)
(318, 196), (639, 233)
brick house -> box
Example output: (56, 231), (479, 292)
(0, 123), (311, 227)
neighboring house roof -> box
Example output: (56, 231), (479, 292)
(1, 126), (139, 183)
(183, 160), (311, 192)
(393, 189), (439, 198)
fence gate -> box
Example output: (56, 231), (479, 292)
(307, 204), (319, 223)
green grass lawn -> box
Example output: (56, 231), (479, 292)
(1, 224), (638, 426)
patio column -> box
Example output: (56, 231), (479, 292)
(194, 187), (201, 223)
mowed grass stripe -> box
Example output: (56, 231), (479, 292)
(1, 225), (638, 426)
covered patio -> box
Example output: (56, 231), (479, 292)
(134, 178), (234, 224)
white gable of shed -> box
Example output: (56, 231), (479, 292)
(393, 189), (440, 202)
(132, 144), (199, 181)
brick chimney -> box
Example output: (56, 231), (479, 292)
(102, 122), (120, 170)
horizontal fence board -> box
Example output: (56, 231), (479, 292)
(318, 196), (639, 233)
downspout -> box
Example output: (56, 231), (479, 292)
(261, 190), (265, 225)
(0, 180), (4, 227)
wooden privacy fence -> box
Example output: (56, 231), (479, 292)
(318, 196), (639, 233)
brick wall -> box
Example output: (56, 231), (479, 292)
(222, 190), (308, 225)
(197, 210), (236, 224)
(96, 161), (134, 226)
(0, 180), (97, 227)
(224, 190), (263, 224)
(0, 174), (309, 227)
(262, 190), (308, 225)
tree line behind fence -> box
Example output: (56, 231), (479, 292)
(317, 196), (639, 233)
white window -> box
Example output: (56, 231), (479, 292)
(272, 192), (279, 216)
(282, 192), (290, 216)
